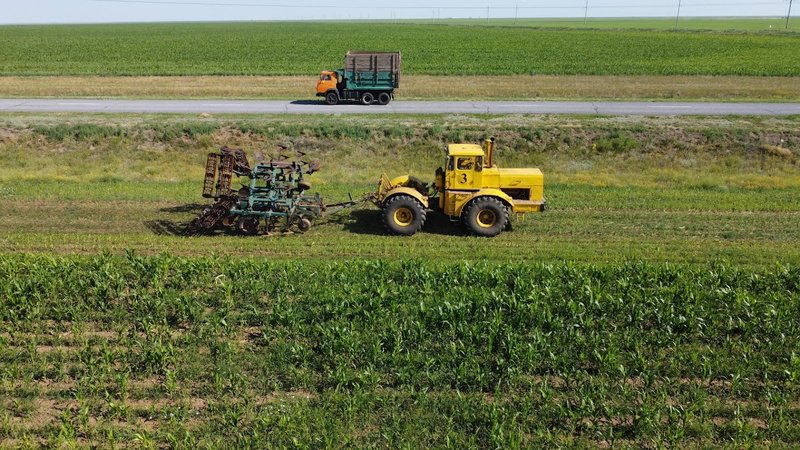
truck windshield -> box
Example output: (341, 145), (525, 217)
(320, 74), (332, 81)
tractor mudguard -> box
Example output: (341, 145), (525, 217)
(383, 187), (429, 209)
(453, 189), (513, 217)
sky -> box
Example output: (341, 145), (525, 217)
(1, 0), (795, 24)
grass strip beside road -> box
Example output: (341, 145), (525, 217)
(0, 75), (798, 102)
(0, 113), (798, 265)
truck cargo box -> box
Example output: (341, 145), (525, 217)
(344, 51), (401, 90)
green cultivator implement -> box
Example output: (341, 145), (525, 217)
(188, 146), (354, 235)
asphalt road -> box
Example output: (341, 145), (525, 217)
(0, 99), (798, 115)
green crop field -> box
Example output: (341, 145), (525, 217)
(413, 17), (798, 31)
(1, 255), (799, 447)
(0, 21), (798, 76)
(1, 112), (800, 447)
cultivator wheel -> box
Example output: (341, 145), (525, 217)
(237, 217), (260, 235)
(185, 198), (236, 235)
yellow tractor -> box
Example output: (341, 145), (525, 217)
(372, 138), (545, 237)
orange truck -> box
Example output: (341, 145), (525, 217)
(316, 51), (401, 105)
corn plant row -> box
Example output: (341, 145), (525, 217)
(0, 253), (798, 447)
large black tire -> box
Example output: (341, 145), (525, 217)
(360, 92), (374, 105)
(462, 197), (508, 237)
(382, 195), (426, 236)
(377, 92), (391, 105)
(325, 92), (339, 105)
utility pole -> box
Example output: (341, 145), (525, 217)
(788, 0), (794, 29)
(515, 3), (519, 25)
(487, 4), (490, 23)
(584, 0), (589, 25)
(675, 0), (682, 29)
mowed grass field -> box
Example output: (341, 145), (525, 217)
(1, 113), (799, 263)
(2, 113), (800, 447)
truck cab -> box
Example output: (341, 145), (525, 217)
(316, 71), (339, 101)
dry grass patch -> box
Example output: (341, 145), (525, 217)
(0, 75), (797, 101)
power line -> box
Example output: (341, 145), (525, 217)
(91, 0), (789, 10)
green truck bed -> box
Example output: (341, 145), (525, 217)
(342, 51), (401, 91)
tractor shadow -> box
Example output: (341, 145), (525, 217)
(144, 203), (210, 237)
(159, 203), (208, 214)
(144, 220), (187, 236)
(341, 209), (466, 236)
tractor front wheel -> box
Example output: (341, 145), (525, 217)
(462, 197), (508, 237)
(382, 195), (426, 236)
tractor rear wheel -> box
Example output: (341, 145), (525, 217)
(462, 197), (508, 237)
(361, 92), (374, 105)
(325, 92), (339, 105)
(383, 195), (426, 236)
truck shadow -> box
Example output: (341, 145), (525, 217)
(289, 100), (325, 105)
(341, 209), (465, 236)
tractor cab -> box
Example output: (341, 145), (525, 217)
(442, 144), (486, 191)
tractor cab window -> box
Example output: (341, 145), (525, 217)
(456, 157), (474, 170)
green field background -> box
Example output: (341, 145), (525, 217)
(0, 21), (798, 76)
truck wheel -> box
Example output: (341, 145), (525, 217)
(383, 195), (426, 236)
(360, 92), (374, 105)
(325, 92), (339, 105)
(462, 197), (508, 237)
(377, 92), (391, 105)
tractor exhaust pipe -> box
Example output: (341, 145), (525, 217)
(484, 137), (495, 168)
